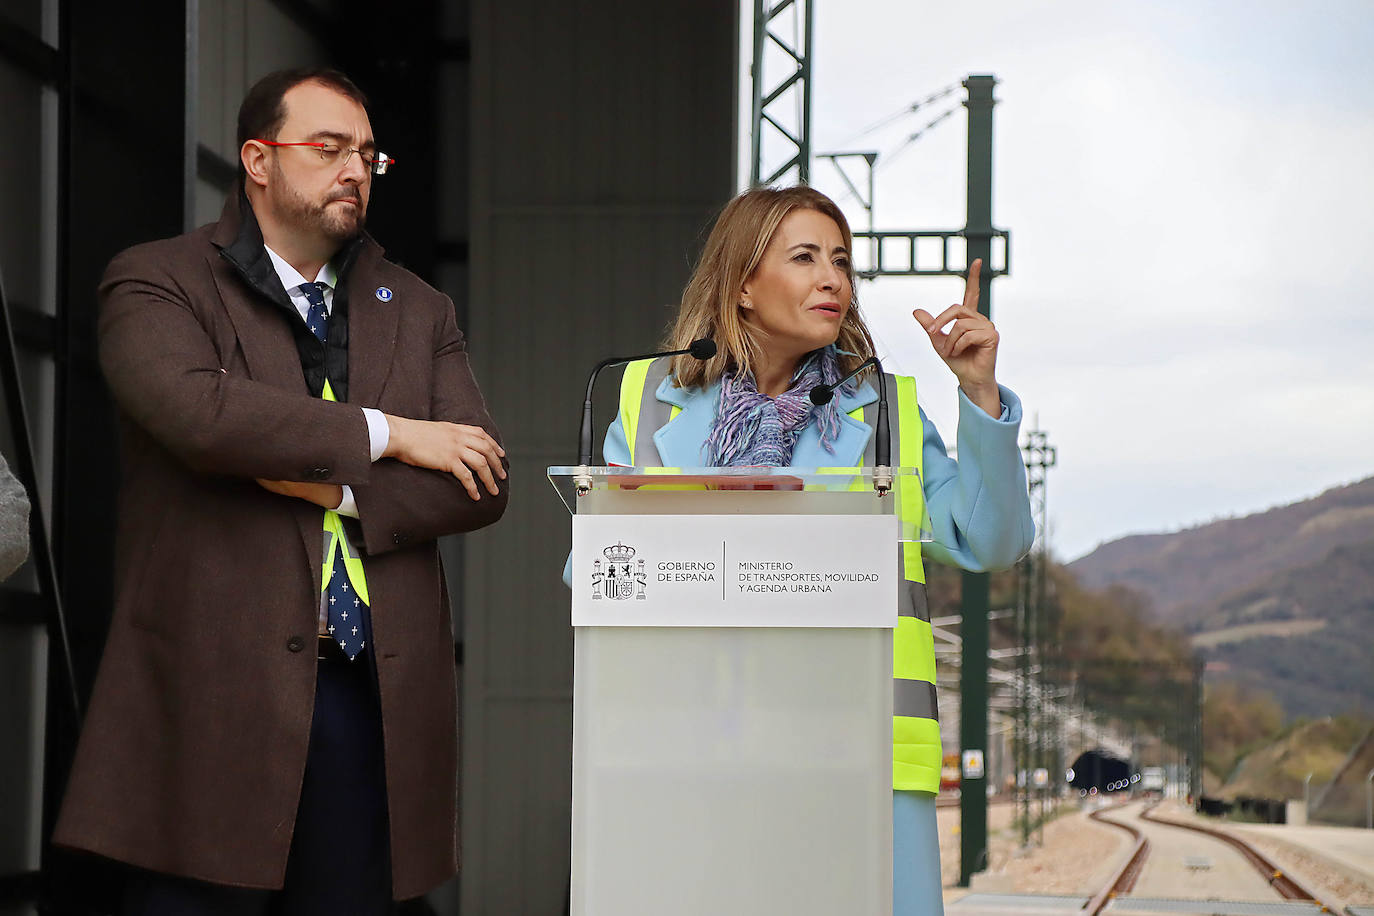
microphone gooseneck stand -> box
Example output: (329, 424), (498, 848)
(575, 338), (717, 492)
(808, 356), (893, 494)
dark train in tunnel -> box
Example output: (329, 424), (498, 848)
(1067, 748), (1134, 794)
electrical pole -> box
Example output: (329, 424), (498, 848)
(1022, 426), (1055, 843)
(748, 33), (1013, 885)
(1192, 656), (1204, 806)
(1016, 542), (1031, 847)
(958, 73), (999, 887)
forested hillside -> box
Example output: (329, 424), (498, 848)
(1194, 538), (1374, 720)
(1067, 477), (1374, 721)
(924, 517), (1371, 789)
(1070, 477), (1374, 624)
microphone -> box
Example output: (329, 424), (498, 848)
(807, 355), (879, 406)
(577, 338), (717, 467)
(808, 356), (892, 490)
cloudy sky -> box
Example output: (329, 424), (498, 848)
(743, 0), (1374, 560)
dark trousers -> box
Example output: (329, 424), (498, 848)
(123, 649), (394, 916)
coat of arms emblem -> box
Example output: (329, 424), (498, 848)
(590, 542), (647, 601)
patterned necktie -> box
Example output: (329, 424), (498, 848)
(299, 281), (370, 660)
(300, 281), (330, 342)
(324, 516), (369, 660)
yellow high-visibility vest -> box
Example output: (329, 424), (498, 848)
(617, 359), (940, 793)
(320, 381), (369, 605)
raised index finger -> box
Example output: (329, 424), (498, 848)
(962, 258), (983, 313)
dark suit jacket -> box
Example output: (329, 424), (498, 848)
(53, 193), (508, 898)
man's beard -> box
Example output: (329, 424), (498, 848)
(269, 162), (366, 243)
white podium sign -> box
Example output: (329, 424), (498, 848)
(572, 513), (897, 627)
(556, 473), (900, 916)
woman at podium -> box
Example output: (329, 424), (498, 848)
(600, 185), (1034, 915)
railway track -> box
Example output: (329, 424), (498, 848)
(1083, 802), (1149, 913)
(1086, 800), (1333, 914)
(947, 799), (1342, 914)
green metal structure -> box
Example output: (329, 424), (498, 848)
(748, 18), (1013, 884)
(751, 0), (814, 186)
(1015, 425), (1057, 849)
(956, 73), (1000, 887)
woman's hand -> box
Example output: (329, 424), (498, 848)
(912, 258), (1002, 417)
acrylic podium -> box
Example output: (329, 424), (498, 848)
(549, 466), (930, 916)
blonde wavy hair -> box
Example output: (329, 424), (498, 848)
(665, 185), (876, 389)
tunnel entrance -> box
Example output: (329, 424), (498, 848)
(1068, 748), (1132, 794)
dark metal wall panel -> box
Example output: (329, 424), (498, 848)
(0, 61), (46, 318)
(0, 57), (57, 510)
(0, 622), (47, 877)
(340, 0), (442, 285)
(484, 4), (737, 208)
(27, 5), (193, 909)
(193, 0), (332, 227)
(1, 5), (61, 904)
(56, 0), (191, 760)
(464, 1), (738, 909)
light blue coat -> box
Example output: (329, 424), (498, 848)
(601, 372), (1036, 572)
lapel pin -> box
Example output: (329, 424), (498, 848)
(375, 286), (393, 302)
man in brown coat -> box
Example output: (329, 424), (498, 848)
(53, 68), (507, 912)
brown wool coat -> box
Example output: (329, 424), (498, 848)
(53, 195), (507, 899)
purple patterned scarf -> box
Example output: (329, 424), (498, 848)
(705, 346), (849, 467)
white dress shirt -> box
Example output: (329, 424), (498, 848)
(264, 246), (390, 519)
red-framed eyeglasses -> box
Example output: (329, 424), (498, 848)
(254, 140), (395, 176)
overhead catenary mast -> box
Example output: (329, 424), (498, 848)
(750, 15), (1013, 886)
